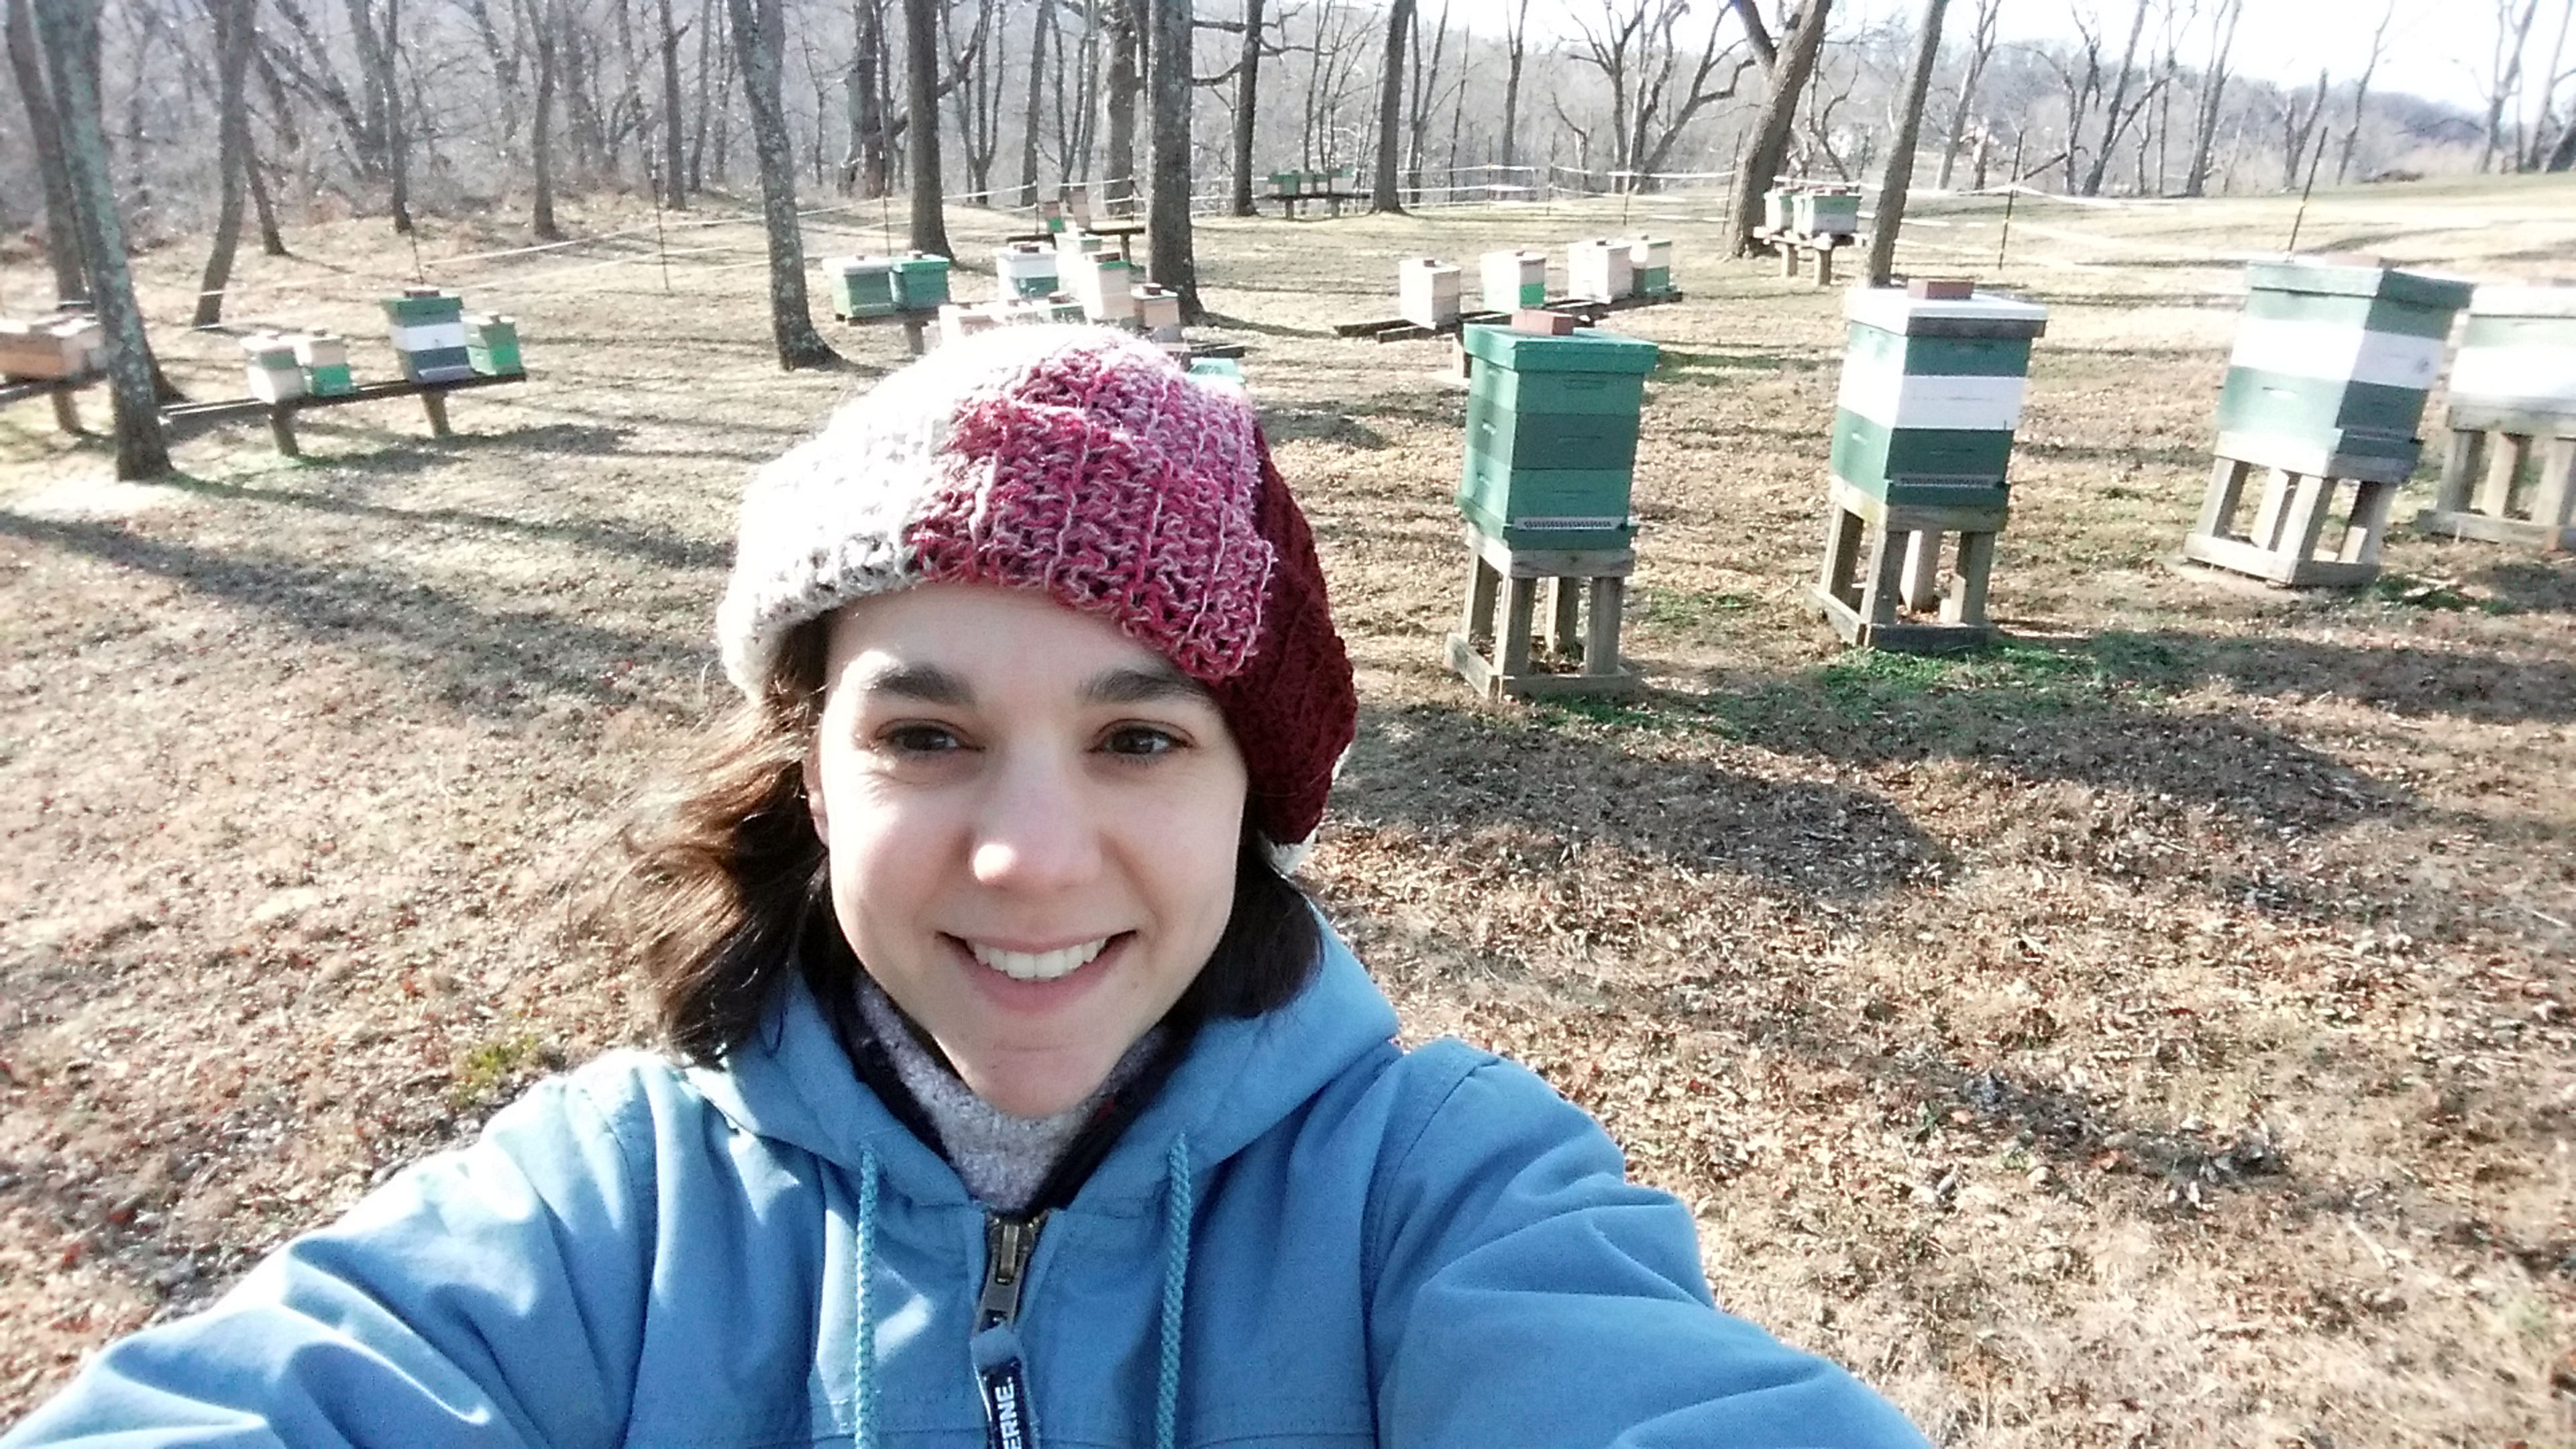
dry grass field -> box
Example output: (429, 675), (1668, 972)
(3, 173), (2573, 1446)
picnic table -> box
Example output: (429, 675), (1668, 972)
(1003, 223), (1146, 263)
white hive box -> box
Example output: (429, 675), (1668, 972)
(1481, 250), (1548, 313)
(1065, 250), (1138, 325)
(240, 332), (306, 402)
(1134, 284), (1184, 339)
(2449, 283), (2576, 421)
(1399, 258), (1463, 330)
(1567, 239), (1632, 303)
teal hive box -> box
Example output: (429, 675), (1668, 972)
(831, 258), (900, 319)
(1829, 286), (2048, 511)
(890, 254), (951, 310)
(1458, 324), (1658, 550)
(305, 362), (355, 396)
(1269, 171), (1303, 197)
(2214, 259), (2473, 480)
(466, 314), (523, 376)
(1794, 189), (1860, 238)
(380, 287), (464, 326)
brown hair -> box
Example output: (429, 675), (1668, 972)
(602, 619), (1322, 1066)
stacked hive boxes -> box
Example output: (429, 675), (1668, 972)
(1038, 200), (1069, 235)
(828, 256), (900, 319)
(1267, 171), (1304, 199)
(382, 287), (474, 382)
(1793, 186), (1862, 239)
(294, 331), (354, 395)
(2211, 260), (2471, 481)
(1829, 286), (2049, 511)
(1763, 186), (1795, 233)
(1400, 258), (1462, 329)
(996, 242), (1060, 300)
(2440, 284), (2576, 426)
(1629, 237), (1674, 299)
(1567, 239), (1633, 303)
(0, 311), (103, 379)
(1134, 284), (1183, 347)
(1065, 250), (1138, 325)
(466, 314), (523, 376)
(1482, 250), (1548, 313)
(241, 333), (306, 402)
(1067, 186), (1095, 230)
(1458, 324), (1658, 550)
(889, 253), (951, 311)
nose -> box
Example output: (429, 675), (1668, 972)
(968, 745), (1104, 894)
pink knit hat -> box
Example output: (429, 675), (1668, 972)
(718, 325), (1355, 855)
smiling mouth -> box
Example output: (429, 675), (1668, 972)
(963, 935), (1120, 982)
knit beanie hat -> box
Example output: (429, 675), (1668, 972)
(718, 325), (1356, 857)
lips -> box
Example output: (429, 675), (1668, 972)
(964, 935), (1114, 982)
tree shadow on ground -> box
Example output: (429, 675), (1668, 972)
(2084, 627), (2576, 727)
(1335, 700), (1945, 904)
(0, 511), (708, 722)
(1654, 347), (1834, 386)
(146, 468), (727, 572)
(2472, 557), (2576, 615)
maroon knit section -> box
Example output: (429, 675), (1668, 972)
(1216, 431), (1356, 847)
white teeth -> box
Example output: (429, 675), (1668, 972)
(967, 937), (1110, 982)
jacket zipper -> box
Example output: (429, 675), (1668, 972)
(977, 1211), (1049, 1330)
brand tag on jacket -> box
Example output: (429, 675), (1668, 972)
(972, 1324), (1038, 1449)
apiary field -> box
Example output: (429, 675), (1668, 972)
(3, 174), (2573, 1445)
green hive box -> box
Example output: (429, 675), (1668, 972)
(381, 288), (464, 326)
(466, 315), (522, 376)
(2440, 282), (2576, 425)
(833, 258), (900, 319)
(1458, 324), (1658, 550)
(1828, 286), (2049, 511)
(2213, 260), (2473, 480)
(1794, 189), (1860, 238)
(890, 254), (951, 310)
(1269, 171), (1303, 197)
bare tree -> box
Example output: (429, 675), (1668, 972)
(1933, 0), (1998, 189)
(1866, 0), (1948, 286)
(1498, 0), (1530, 176)
(1405, 0), (1450, 202)
(7, 0), (88, 300)
(2481, 0), (2542, 172)
(1368, 0), (1413, 209)
(949, 0), (1003, 199)
(659, 0), (691, 204)
(1104, 0), (1143, 209)
(2181, 0), (2242, 197)
(2518, 0), (2573, 169)
(193, 0), (258, 327)
(1147, 0), (1199, 313)
(1726, 0), (1835, 256)
(32, 0), (170, 478)
(729, 0), (839, 366)
(527, 0), (565, 237)
(1567, 0), (1758, 190)
(904, 0), (953, 250)
(1019, 0), (1057, 205)
(1228, 0), (1269, 215)
(2277, 67), (2329, 190)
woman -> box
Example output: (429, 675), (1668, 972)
(3, 327), (1926, 1449)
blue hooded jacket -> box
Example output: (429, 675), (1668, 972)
(3, 930), (1927, 1449)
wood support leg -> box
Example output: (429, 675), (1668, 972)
(1945, 532), (1997, 627)
(1819, 505), (1866, 608)
(1459, 553), (1498, 648)
(1497, 574), (1539, 678)
(902, 318), (929, 356)
(2249, 466), (2294, 549)
(2343, 480), (2398, 566)
(1860, 523), (1906, 629)
(2477, 431), (2525, 517)
(266, 407), (301, 458)
(1898, 530), (1942, 614)
(2434, 429), (2479, 514)
(49, 384), (81, 433)
(1779, 245), (1800, 280)
(2194, 456), (2251, 539)
(421, 392), (453, 439)
(1583, 577), (1624, 678)
(2277, 472), (2336, 567)
(1812, 246), (1835, 288)
(1549, 576), (1583, 661)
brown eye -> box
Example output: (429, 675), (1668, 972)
(1102, 725), (1181, 758)
(883, 724), (967, 755)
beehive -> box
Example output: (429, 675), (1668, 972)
(292, 331), (354, 396)
(2213, 259), (2473, 479)
(1566, 239), (1632, 303)
(2447, 283), (2576, 423)
(1134, 284), (1183, 338)
(1399, 258), (1462, 329)
(940, 303), (1001, 345)
(1268, 171), (1303, 199)
(1829, 286), (2048, 510)
(1065, 251), (1138, 324)
(1628, 237), (1674, 299)
(1038, 199), (1068, 235)
(994, 242), (1060, 301)
(1481, 250), (1548, 313)
(0, 314), (103, 380)
(380, 286), (473, 382)
(890, 253), (951, 311)
(1458, 323), (1658, 549)
(828, 256), (900, 319)
(1763, 186), (1796, 234)
(465, 313), (523, 376)
(1067, 186), (1095, 230)
(1793, 187), (1861, 239)
(240, 332), (305, 402)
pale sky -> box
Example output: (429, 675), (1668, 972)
(1433, 1), (2525, 114)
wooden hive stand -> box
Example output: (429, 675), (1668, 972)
(1811, 477), (2003, 652)
(1446, 522), (1640, 700)
(2183, 451), (2408, 587)
(2417, 409), (2576, 552)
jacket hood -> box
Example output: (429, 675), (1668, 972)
(684, 922), (1401, 1211)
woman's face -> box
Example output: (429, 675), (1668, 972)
(804, 583), (1249, 1119)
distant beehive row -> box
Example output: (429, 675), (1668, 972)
(823, 229), (1199, 360)
(1392, 239), (1679, 331)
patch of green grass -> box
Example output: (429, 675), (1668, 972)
(1628, 585), (1762, 633)
(449, 1032), (559, 1112)
(2370, 572), (2508, 614)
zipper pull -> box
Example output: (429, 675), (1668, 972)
(977, 1212), (1048, 1329)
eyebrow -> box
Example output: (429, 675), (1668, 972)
(849, 658), (1212, 708)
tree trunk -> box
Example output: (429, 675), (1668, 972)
(901, 0), (952, 252)
(531, 0), (564, 238)
(1498, 0), (1527, 176)
(2182, 0), (2242, 197)
(1228, 0), (1263, 215)
(2078, 0), (2148, 196)
(727, 0), (840, 366)
(5, 0), (89, 301)
(1368, 0), (1413, 211)
(1104, 0), (1142, 212)
(1865, 0), (1948, 287)
(1146, 0), (1197, 316)
(247, 147), (290, 255)
(1933, 0), (1996, 189)
(661, 0), (692, 204)
(1727, 0), (1832, 256)
(194, 0), (257, 327)
(32, 0), (169, 478)
(1019, 0), (1055, 206)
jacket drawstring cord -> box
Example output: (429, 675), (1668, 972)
(854, 1146), (881, 1449)
(1155, 1136), (1192, 1449)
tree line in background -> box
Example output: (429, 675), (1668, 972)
(6, 0), (2573, 475)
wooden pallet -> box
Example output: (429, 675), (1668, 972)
(161, 370), (529, 457)
(2416, 411), (2576, 551)
(1332, 310), (1510, 343)
(1809, 477), (2004, 653)
(2182, 452), (2405, 587)
(0, 372), (97, 433)
(1446, 522), (1641, 699)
